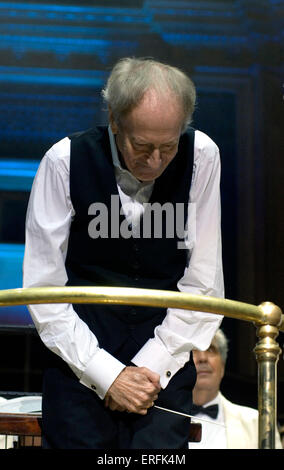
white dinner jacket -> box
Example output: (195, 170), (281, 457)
(220, 393), (282, 449)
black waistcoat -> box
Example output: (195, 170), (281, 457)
(65, 126), (194, 362)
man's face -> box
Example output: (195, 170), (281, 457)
(192, 338), (225, 398)
(110, 89), (184, 182)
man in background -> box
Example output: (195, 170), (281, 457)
(189, 329), (282, 449)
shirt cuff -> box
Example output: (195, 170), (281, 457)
(131, 339), (189, 389)
(79, 348), (125, 399)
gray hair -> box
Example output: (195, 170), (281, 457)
(213, 329), (229, 364)
(102, 57), (196, 133)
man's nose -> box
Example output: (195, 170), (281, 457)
(147, 148), (161, 168)
(194, 350), (209, 363)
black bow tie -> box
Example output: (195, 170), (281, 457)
(190, 404), (219, 419)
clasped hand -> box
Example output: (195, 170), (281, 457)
(104, 366), (161, 415)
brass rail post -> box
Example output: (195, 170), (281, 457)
(254, 302), (282, 449)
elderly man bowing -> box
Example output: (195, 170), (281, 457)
(23, 57), (224, 449)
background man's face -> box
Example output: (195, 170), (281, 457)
(192, 338), (225, 397)
(110, 89), (184, 182)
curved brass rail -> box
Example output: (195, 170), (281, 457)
(0, 286), (283, 449)
(0, 286), (283, 328)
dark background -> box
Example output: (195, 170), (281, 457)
(0, 0), (283, 424)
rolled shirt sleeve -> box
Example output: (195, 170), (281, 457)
(23, 138), (125, 399)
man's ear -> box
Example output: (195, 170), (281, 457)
(108, 107), (118, 134)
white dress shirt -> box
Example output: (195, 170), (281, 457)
(23, 126), (224, 399)
(188, 393), (227, 449)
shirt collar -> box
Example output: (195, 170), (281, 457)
(203, 394), (220, 408)
(202, 392), (224, 422)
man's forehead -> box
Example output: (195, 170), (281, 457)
(131, 135), (180, 145)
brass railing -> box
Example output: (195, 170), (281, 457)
(0, 286), (283, 449)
